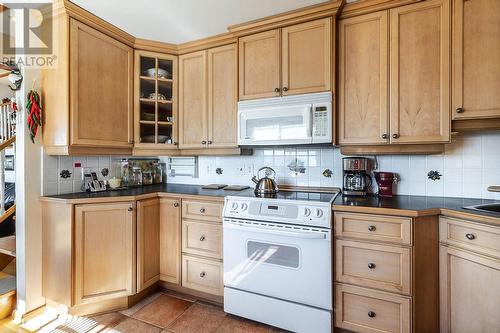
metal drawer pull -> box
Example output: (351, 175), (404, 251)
(128, 207), (133, 212)
(368, 263), (376, 269)
(200, 272), (206, 278)
(200, 208), (206, 213)
(173, 202), (179, 207)
(456, 107), (465, 113)
(368, 311), (376, 318)
(466, 233), (476, 240)
(200, 235), (206, 241)
(368, 225), (376, 232)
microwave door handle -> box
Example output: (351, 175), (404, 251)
(224, 221), (327, 239)
(309, 106), (314, 138)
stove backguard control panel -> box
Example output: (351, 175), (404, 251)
(224, 196), (332, 228)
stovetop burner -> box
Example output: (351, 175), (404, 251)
(236, 189), (339, 203)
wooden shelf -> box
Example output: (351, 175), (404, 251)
(0, 236), (15, 257)
(139, 98), (173, 104)
(139, 120), (155, 125)
(139, 75), (155, 81)
(158, 121), (173, 126)
(158, 78), (173, 83)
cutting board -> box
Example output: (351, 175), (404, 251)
(224, 185), (250, 191)
(487, 186), (500, 193)
(202, 184), (227, 190)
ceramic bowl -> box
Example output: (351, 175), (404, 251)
(108, 177), (122, 189)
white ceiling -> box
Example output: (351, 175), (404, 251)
(70, 0), (328, 44)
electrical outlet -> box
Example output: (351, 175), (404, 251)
(236, 166), (245, 176)
(245, 164), (254, 175)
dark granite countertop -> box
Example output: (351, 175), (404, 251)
(333, 194), (500, 222)
(42, 183), (254, 202)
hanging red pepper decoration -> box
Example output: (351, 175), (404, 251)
(26, 90), (42, 143)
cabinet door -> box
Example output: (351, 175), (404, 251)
(238, 29), (281, 100)
(281, 17), (331, 96)
(160, 198), (181, 284)
(338, 12), (389, 145)
(207, 44), (238, 148)
(440, 246), (500, 333)
(74, 202), (135, 305)
(70, 19), (133, 148)
(137, 198), (160, 291)
(452, 0), (500, 119)
(389, 0), (451, 144)
(179, 50), (208, 149)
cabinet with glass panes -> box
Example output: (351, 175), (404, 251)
(134, 51), (178, 154)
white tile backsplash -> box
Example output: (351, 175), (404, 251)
(42, 132), (500, 200)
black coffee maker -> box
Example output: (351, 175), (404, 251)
(342, 157), (372, 196)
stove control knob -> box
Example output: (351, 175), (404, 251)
(303, 208), (311, 217)
(231, 202), (238, 210)
(315, 209), (324, 218)
(240, 203), (248, 211)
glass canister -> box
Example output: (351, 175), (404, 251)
(153, 163), (163, 184)
(130, 167), (143, 186)
(142, 171), (153, 185)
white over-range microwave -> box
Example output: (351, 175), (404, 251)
(238, 92), (332, 146)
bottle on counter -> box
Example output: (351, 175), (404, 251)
(153, 162), (163, 184)
(143, 171), (153, 185)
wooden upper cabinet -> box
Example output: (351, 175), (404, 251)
(281, 17), (331, 96)
(208, 44), (238, 148)
(338, 12), (389, 145)
(453, 0), (500, 120)
(70, 19), (133, 148)
(389, 0), (451, 144)
(238, 18), (333, 101)
(160, 198), (181, 284)
(137, 198), (160, 292)
(74, 202), (136, 305)
(179, 50), (208, 149)
(239, 29), (281, 100)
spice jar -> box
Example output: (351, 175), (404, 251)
(153, 163), (163, 184)
(142, 171), (153, 185)
(130, 167), (143, 186)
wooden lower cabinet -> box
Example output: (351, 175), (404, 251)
(333, 212), (439, 333)
(137, 198), (160, 291)
(439, 216), (500, 333)
(182, 255), (223, 296)
(74, 202), (136, 305)
(335, 284), (411, 333)
(159, 197), (181, 284)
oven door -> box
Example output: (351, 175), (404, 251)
(223, 218), (332, 309)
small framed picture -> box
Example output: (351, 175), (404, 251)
(5, 155), (14, 171)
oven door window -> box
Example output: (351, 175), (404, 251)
(247, 241), (300, 269)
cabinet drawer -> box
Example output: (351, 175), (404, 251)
(440, 217), (500, 259)
(182, 255), (222, 296)
(335, 283), (411, 333)
(336, 240), (411, 295)
(182, 200), (223, 222)
(182, 220), (222, 259)
(335, 212), (412, 245)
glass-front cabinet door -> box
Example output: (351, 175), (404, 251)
(134, 51), (178, 154)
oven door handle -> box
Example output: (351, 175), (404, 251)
(224, 221), (327, 239)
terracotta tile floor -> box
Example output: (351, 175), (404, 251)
(0, 291), (289, 333)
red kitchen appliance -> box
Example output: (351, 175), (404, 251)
(374, 172), (397, 197)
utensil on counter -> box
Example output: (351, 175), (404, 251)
(108, 177), (122, 189)
(374, 172), (398, 197)
(252, 167), (279, 195)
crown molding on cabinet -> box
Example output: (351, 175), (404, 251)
(133, 38), (179, 55)
(177, 33), (237, 55)
(228, 0), (344, 36)
(339, 0), (423, 19)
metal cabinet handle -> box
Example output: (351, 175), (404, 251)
(392, 133), (400, 139)
(381, 134), (388, 139)
(456, 107), (465, 113)
(173, 141), (178, 145)
(368, 311), (376, 318)
(466, 233), (475, 240)
(199, 272), (206, 278)
(368, 263), (376, 269)
(173, 202), (179, 207)
(274, 88), (281, 93)
(200, 208), (206, 213)
(128, 207), (133, 212)
(200, 235), (206, 242)
(282, 87), (289, 92)
(202, 140), (207, 145)
(207, 140), (213, 145)
(368, 225), (376, 232)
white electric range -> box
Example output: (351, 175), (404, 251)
(222, 190), (339, 333)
